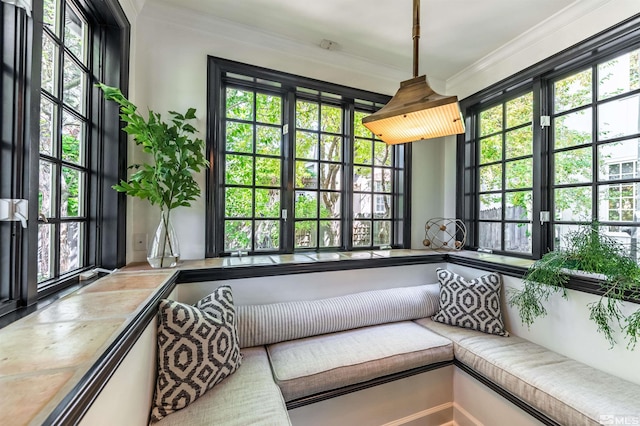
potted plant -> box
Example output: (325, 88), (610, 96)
(508, 223), (640, 349)
(98, 83), (209, 268)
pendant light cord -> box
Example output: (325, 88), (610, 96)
(412, 0), (420, 78)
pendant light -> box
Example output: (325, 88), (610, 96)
(362, 0), (465, 144)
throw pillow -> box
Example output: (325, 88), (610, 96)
(432, 268), (509, 336)
(150, 286), (242, 423)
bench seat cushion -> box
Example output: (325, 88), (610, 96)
(154, 346), (290, 426)
(267, 321), (453, 402)
(416, 318), (640, 426)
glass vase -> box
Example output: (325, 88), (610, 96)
(147, 210), (180, 268)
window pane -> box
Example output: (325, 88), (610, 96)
(479, 135), (502, 164)
(61, 167), (82, 217)
(598, 183), (637, 222)
(295, 221), (317, 248)
(354, 111), (372, 138)
(374, 195), (391, 219)
(255, 188), (280, 218)
(320, 163), (341, 190)
(554, 147), (592, 184)
(226, 122), (253, 153)
(256, 126), (281, 156)
(478, 222), (501, 250)
(63, 55), (85, 113)
(41, 33), (57, 94)
(38, 224), (54, 282)
(554, 69), (592, 113)
(353, 193), (372, 219)
(505, 126), (532, 158)
(554, 187), (592, 221)
(504, 222), (532, 253)
(354, 138), (372, 164)
(479, 194), (502, 220)
(374, 142), (392, 166)
(255, 220), (279, 251)
(295, 161), (318, 189)
(296, 131), (318, 159)
(296, 100), (319, 130)
(506, 92), (533, 128)
(256, 93), (281, 124)
(375, 168), (392, 193)
(64, 4), (85, 62)
(598, 139), (640, 181)
(225, 154), (253, 185)
(321, 105), (342, 133)
(599, 225), (639, 262)
(506, 158), (532, 189)
(225, 187), (253, 218)
(225, 221), (252, 251)
(40, 98), (55, 156)
(43, 0), (57, 31)
(598, 93), (640, 140)
(62, 111), (83, 165)
(554, 224), (582, 250)
(39, 161), (54, 218)
(60, 221), (82, 273)
(554, 109), (592, 149)
(353, 220), (371, 247)
(319, 192), (340, 218)
(320, 134), (341, 161)
(373, 221), (391, 246)
(226, 88), (253, 120)
(255, 157), (280, 186)
(295, 191), (317, 218)
(480, 104), (502, 136)
(506, 191), (532, 220)
(599, 49), (640, 100)
(354, 165), (371, 192)
(479, 164), (502, 191)
(320, 220), (341, 247)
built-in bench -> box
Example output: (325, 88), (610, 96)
(153, 280), (640, 426)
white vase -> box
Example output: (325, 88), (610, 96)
(147, 210), (180, 268)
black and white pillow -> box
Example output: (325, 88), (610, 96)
(432, 268), (509, 336)
(150, 286), (242, 423)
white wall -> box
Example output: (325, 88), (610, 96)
(447, 264), (640, 386)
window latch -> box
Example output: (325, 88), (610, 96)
(540, 210), (550, 225)
(282, 209), (288, 222)
(0, 199), (28, 228)
(540, 116), (550, 128)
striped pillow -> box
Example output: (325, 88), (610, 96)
(236, 284), (440, 348)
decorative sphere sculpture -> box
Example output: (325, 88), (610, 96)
(423, 218), (467, 250)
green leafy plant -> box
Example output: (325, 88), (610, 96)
(97, 83), (209, 266)
(508, 223), (640, 349)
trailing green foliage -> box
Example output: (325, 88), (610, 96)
(508, 223), (640, 349)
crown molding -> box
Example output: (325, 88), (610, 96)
(446, 0), (613, 94)
(139, 1), (411, 93)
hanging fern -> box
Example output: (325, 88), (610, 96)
(508, 223), (640, 349)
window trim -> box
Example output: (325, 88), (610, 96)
(206, 56), (412, 257)
(458, 12), (640, 260)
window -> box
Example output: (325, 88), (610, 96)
(460, 18), (640, 260)
(208, 58), (410, 256)
(0, 0), (129, 318)
(38, 0), (90, 285)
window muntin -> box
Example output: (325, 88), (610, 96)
(477, 91), (534, 254)
(212, 62), (407, 255)
(38, 0), (90, 285)
(223, 87), (284, 253)
(551, 51), (640, 260)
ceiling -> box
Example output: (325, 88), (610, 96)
(142, 0), (609, 82)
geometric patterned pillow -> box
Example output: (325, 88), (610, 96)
(149, 286), (242, 423)
(432, 268), (509, 336)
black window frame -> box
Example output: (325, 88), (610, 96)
(207, 57), (411, 257)
(458, 13), (640, 260)
(0, 0), (129, 321)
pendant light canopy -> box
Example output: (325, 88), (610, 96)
(362, 0), (465, 145)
